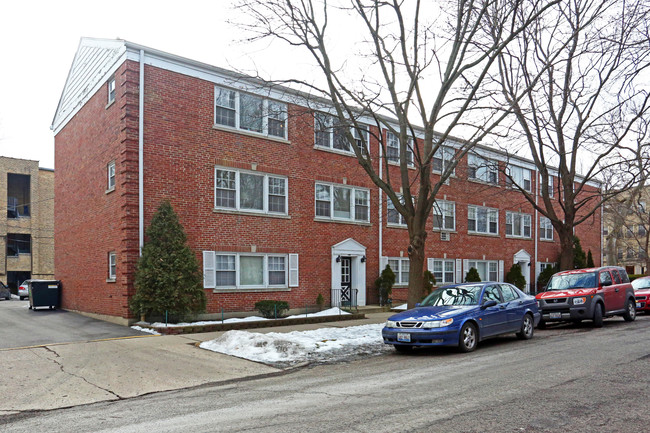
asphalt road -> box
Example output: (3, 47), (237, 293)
(0, 299), (146, 349)
(2, 315), (649, 432)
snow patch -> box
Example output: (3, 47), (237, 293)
(131, 326), (161, 335)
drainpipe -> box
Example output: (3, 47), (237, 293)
(378, 133), (383, 276)
(139, 49), (145, 254)
(534, 169), (539, 293)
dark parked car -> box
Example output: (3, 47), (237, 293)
(382, 282), (540, 353)
(0, 282), (10, 300)
(536, 266), (636, 327)
(632, 276), (650, 313)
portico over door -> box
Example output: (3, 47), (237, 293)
(331, 238), (367, 307)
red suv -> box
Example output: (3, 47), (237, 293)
(536, 267), (636, 328)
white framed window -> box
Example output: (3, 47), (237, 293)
(540, 216), (554, 240)
(468, 205), (498, 235)
(386, 131), (414, 165)
(540, 174), (554, 197)
(214, 168), (288, 215)
(388, 258), (410, 285)
(506, 211), (532, 238)
(433, 146), (455, 174)
(506, 165), (531, 191)
(107, 77), (116, 104)
(107, 161), (116, 190)
(539, 262), (555, 271)
(206, 253), (291, 289)
(468, 154), (498, 184)
(433, 200), (455, 231)
(431, 259), (455, 285)
(387, 194), (406, 226)
(314, 182), (369, 223)
(468, 260), (498, 282)
(214, 86), (287, 139)
(108, 252), (116, 280)
(314, 113), (369, 154)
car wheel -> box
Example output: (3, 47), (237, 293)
(516, 314), (534, 340)
(458, 322), (478, 353)
(623, 299), (636, 322)
(394, 345), (412, 353)
(19, 296), (25, 300)
(592, 304), (604, 328)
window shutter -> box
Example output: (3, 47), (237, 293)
(427, 258), (434, 272)
(455, 259), (462, 283)
(498, 260), (504, 282)
(203, 251), (216, 289)
(462, 259), (469, 282)
(289, 253), (299, 287)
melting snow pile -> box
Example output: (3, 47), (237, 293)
(200, 323), (388, 367)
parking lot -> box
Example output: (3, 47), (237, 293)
(0, 298), (147, 349)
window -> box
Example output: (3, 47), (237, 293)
(214, 86), (287, 139)
(209, 253), (289, 289)
(388, 258), (410, 285)
(107, 161), (116, 190)
(432, 259), (455, 284)
(483, 285), (502, 302)
(387, 194), (406, 226)
(603, 226), (609, 236)
(314, 183), (370, 223)
(506, 211), (531, 238)
(108, 252), (116, 280)
(506, 165), (531, 191)
(315, 113), (368, 153)
(627, 248), (636, 259)
(468, 205), (498, 235)
(540, 262), (555, 271)
(386, 131), (414, 165)
(500, 284), (520, 301)
(617, 248), (624, 260)
(638, 225), (647, 236)
(468, 260), (499, 281)
(468, 154), (498, 184)
(214, 168), (287, 215)
(7, 233), (30, 256)
(7, 173), (30, 218)
(108, 77), (116, 104)
(540, 174), (554, 197)
(540, 217), (553, 240)
(433, 146), (454, 174)
(433, 200), (455, 231)
(599, 271), (612, 286)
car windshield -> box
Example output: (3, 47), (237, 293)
(420, 285), (482, 306)
(546, 272), (596, 291)
(632, 278), (650, 290)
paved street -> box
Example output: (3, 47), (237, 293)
(0, 299), (146, 349)
(1, 314), (649, 432)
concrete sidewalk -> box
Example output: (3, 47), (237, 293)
(0, 312), (392, 415)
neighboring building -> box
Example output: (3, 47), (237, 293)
(603, 186), (649, 275)
(0, 157), (55, 290)
(51, 38), (602, 325)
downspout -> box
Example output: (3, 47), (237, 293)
(378, 133), (383, 277)
(139, 49), (145, 254)
(534, 169), (539, 293)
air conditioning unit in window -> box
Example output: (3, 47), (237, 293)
(440, 232), (450, 241)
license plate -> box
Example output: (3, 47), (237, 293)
(397, 333), (411, 343)
(637, 302), (643, 309)
(549, 312), (562, 319)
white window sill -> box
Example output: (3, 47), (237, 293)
(433, 228), (456, 233)
(313, 145), (359, 158)
(387, 161), (416, 170)
(540, 238), (555, 242)
(106, 278), (116, 283)
(467, 232), (500, 238)
(105, 100), (115, 109)
(106, 187), (115, 195)
(314, 217), (371, 227)
(212, 287), (291, 293)
(468, 178), (499, 187)
(212, 124), (290, 145)
(387, 223), (408, 229)
(213, 208), (291, 219)
(505, 235), (532, 240)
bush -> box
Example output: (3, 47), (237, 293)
(423, 270), (436, 297)
(573, 236), (586, 269)
(586, 250), (595, 268)
(376, 264), (396, 306)
(316, 293), (324, 310)
(255, 300), (289, 318)
(129, 200), (206, 321)
(629, 274), (647, 282)
(505, 264), (526, 290)
(465, 267), (481, 282)
(537, 265), (559, 290)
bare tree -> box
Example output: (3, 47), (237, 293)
(234, 0), (557, 307)
(494, 0), (650, 270)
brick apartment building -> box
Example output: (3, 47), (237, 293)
(51, 38), (602, 325)
(0, 156), (54, 290)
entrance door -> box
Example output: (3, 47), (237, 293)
(518, 260), (530, 293)
(340, 257), (353, 305)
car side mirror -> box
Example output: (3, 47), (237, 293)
(481, 300), (498, 309)
(415, 302), (421, 307)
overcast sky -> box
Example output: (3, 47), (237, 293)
(0, 0), (316, 169)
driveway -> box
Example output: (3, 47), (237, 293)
(0, 298), (147, 349)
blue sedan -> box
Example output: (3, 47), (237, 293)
(382, 282), (540, 353)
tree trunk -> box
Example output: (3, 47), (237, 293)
(558, 229), (574, 270)
(407, 228), (427, 309)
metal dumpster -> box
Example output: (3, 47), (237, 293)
(28, 280), (61, 310)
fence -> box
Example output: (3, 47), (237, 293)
(330, 288), (359, 312)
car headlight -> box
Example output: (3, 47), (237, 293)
(386, 320), (397, 328)
(422, 318), (454, 328)
(572, 297), (586, 305)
